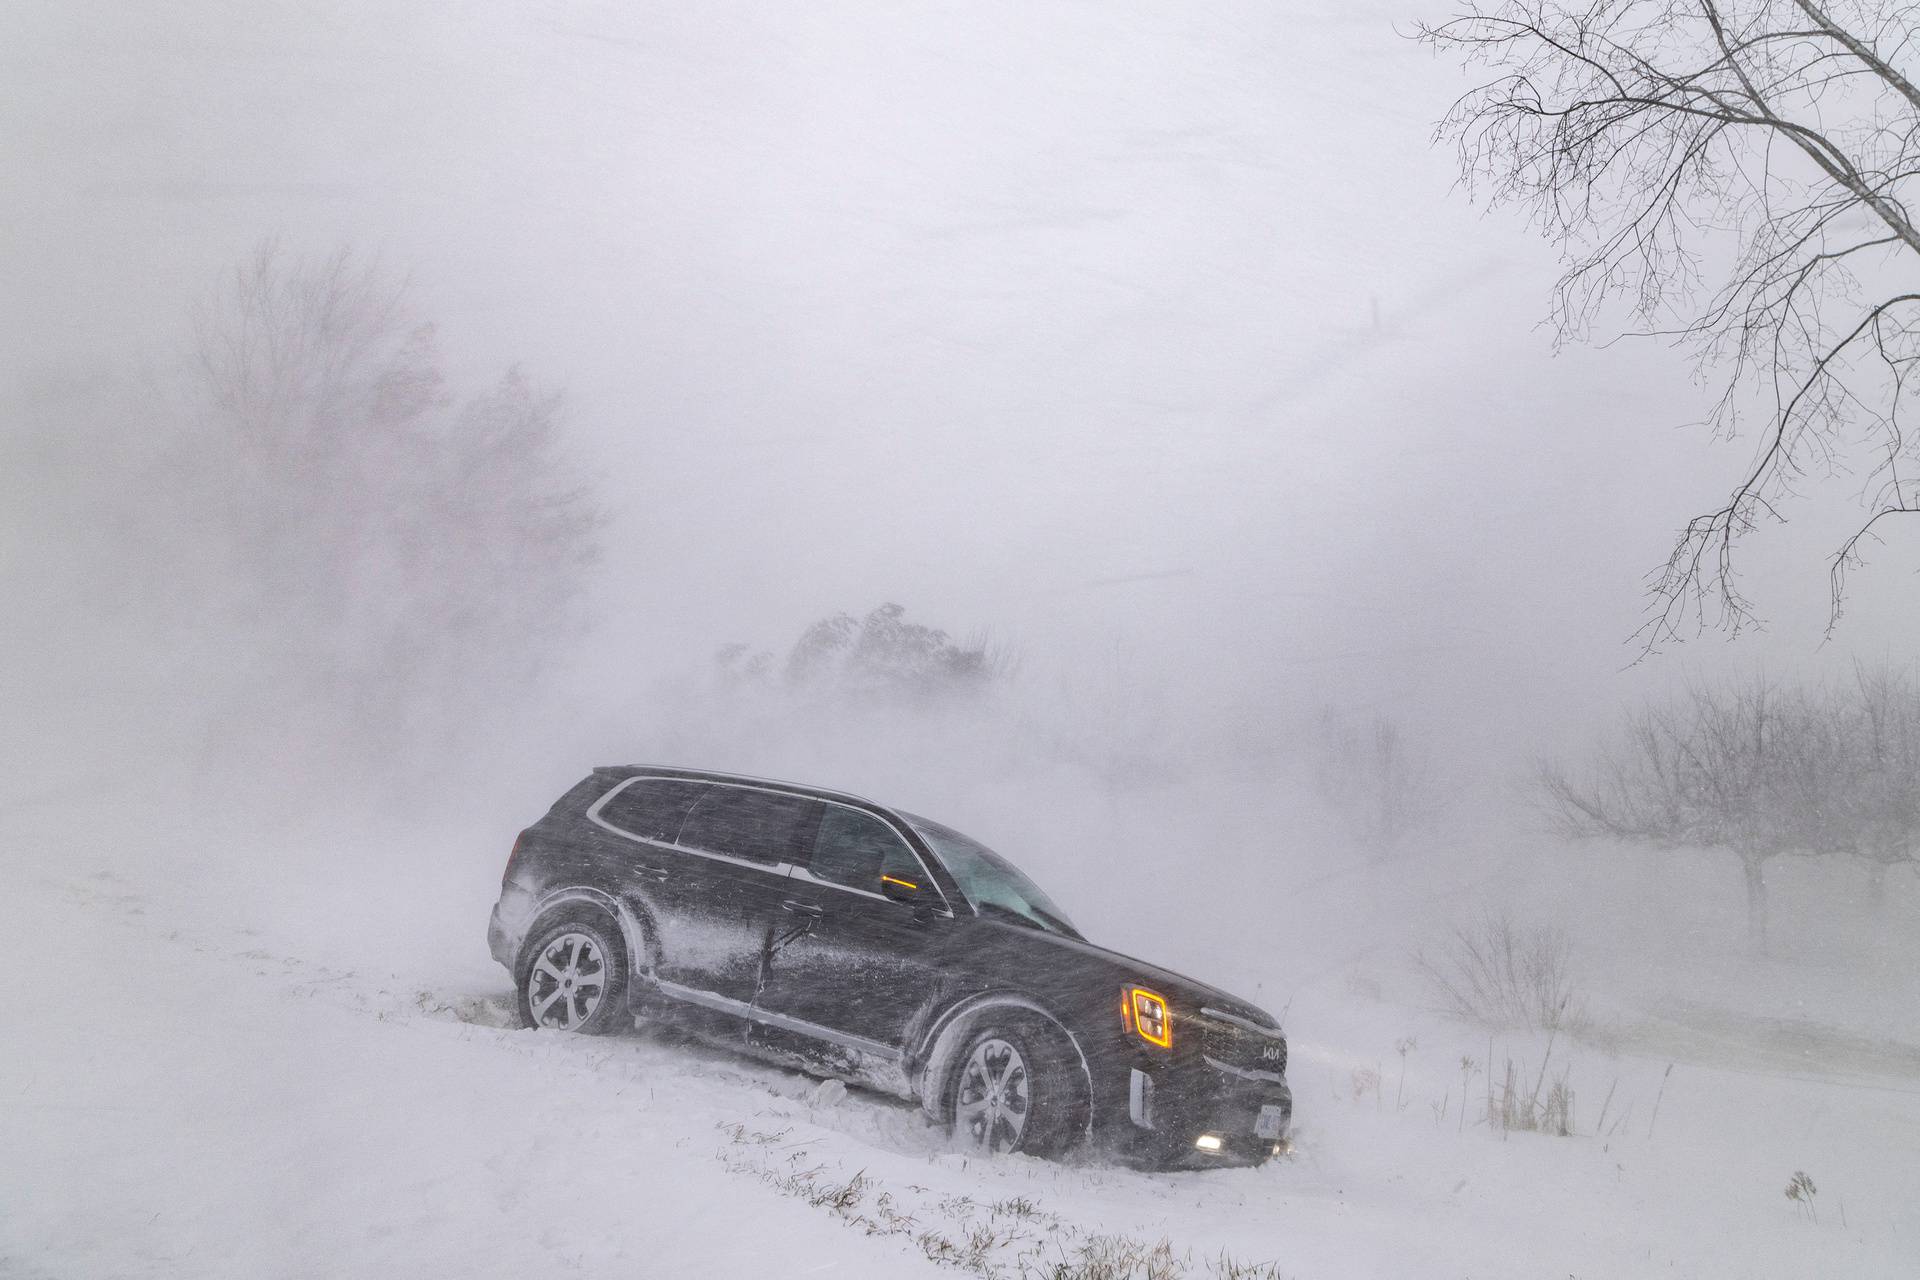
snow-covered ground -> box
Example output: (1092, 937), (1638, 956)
(6, 782), (1916, 1278)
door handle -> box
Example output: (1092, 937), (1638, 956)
(781, 899), (823, 917)
(639, 865), (670, 882)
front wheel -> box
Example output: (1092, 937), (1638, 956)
(948, 1021), (1081, 1158)
(517, 917), (628, 1034)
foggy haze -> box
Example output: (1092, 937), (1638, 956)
(14, 0), (1916, 776)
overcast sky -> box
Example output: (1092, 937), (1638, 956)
(8, 0), (1917, 780)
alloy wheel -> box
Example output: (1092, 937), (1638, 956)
(955, 1036), (1031, 1153)
(526, 931), (607, 1031)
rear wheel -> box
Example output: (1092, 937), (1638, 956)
(947, 1019), (1082, 1158)
(517, 917), (628, 1035)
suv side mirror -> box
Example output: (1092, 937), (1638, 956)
(879, 873), (922, 906)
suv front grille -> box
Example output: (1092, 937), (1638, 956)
(1197, 1008), (1286, 1081)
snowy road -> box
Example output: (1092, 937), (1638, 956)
(5, 806), (1918, 1278)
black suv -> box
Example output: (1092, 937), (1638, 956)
(488, 767), (1291, 1168)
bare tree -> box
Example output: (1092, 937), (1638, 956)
(1418, 1), (1920, 643)
(178, 243), (601, 774)
(1315, 708), (1445, 856)
(1839, 663), (1920, 903)
(1542, 678), (1796, 949)
(1540, 669), (1919, 949)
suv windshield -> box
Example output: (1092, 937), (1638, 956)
(900, 812), (1080, 938)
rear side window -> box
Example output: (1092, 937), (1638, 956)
(595, 778), (711, 844)
(676, 785), (821, 866)
(807, 806), (923, 893)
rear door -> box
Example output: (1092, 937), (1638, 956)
(650, 783), (821, 1007)
(751, 803), (958, 1058)
(590, 778), (819, 1008)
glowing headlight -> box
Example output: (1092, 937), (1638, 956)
(1195, 1134), (1223, 1152)
(1121, 986), (1172, 1048)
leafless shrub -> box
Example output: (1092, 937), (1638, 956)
(1785, 1170), (1820, 1224)
(1415, 912), (1591, 1036)
(719, 602), (1013, 706)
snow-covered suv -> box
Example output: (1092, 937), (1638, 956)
(487, 766), (1292, 1168)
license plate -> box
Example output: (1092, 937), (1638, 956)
(1254, 1105), (1287, 1139)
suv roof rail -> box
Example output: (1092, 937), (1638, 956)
(591, 763), (882, 810)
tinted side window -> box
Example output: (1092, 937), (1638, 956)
(596, 779), (711, 844)
(807, 806), (923, 893)
(676, 786), (821, 866)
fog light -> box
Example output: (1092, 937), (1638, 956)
(1195, 1134), (1223, 1152)
(1271, 1140), (1291, 1157)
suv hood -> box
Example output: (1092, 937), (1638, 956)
(973, 916), (1279, 1031)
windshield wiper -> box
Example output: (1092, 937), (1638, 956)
(1029, 904), (1081, 939)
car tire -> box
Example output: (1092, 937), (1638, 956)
(516, 914), (629, 1035)
(947, 1017), (1084, 1159)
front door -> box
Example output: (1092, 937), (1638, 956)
(752, 803), (955, 1060)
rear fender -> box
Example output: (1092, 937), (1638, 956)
(522, 886), (659, 987)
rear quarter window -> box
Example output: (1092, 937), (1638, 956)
(675, 785), (821, 865)
(592, 777), (711, 844)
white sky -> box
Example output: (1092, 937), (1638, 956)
(7, 0), (1918, 769)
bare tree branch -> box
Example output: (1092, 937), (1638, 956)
(1419, 1), (1920, 647)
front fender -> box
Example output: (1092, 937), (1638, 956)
(913, 991), (1094, 1137)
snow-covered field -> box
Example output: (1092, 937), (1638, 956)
(7, 781), (1916, 1279)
